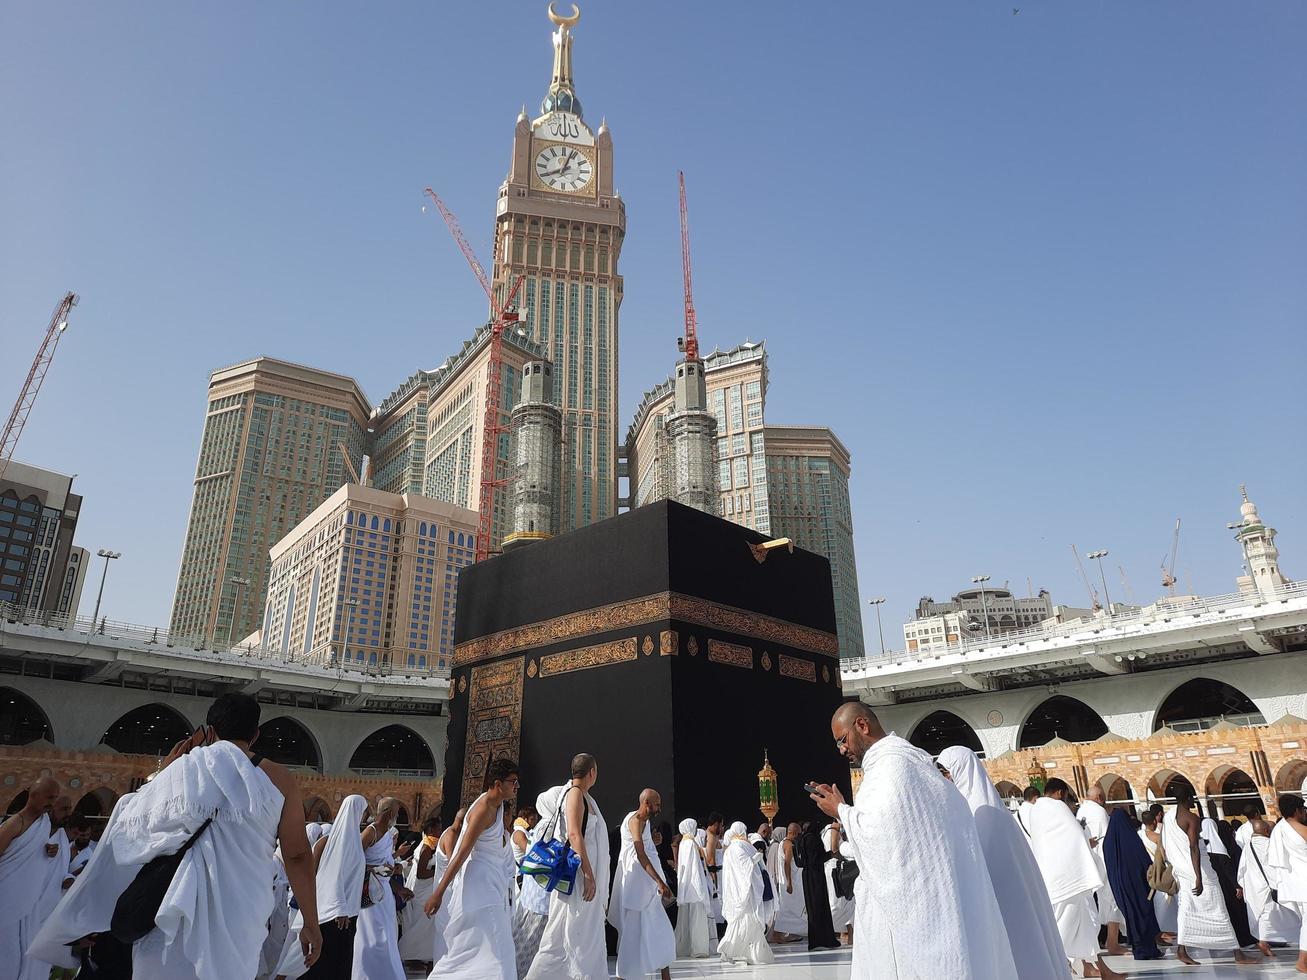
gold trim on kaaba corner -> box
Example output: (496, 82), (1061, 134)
(642, 635), (654, 656)
(778, 654), (816, 683)
(708, 639), (753, 669)
(687, 636), (699, 656)
(452, 591), (838, 667)
(539, 637), (638, 677)
(527, 660), (538, 678)
(461, 656), (524, 806)
(668, 594), (839, 659)
(659, 630), (678, 656)
(821, 665), (832, 683)
(457, 676), (467, 693)
(760, 651), (772, 671)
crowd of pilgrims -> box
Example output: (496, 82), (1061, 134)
(1, 694), (1306, 980)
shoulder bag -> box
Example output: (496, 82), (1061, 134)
(1247, 841), (1279, 905)
(519, 785), (582, 895)
(832, 825), (859, 899)
(109, 813), (215, 943)
(1146, 842), (1178, 898)
(109, 748), (265, 942)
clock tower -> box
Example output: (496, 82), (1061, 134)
(492, 3), (624, 532)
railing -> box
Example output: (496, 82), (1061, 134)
(841, 581), (1307, 675)
(0, 601), (452, 682)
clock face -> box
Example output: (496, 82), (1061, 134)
(534, 144), (593, 192)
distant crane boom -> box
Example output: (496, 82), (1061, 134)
(0, 292), (78, 482)
(337, 441), (361, 485)
(678, 171), (699, 361)
(423, 187), (493, 301)
(423, 186), (524, 562)
(1161, 518), (1181, 594)
(1071, 544), (1101, 611)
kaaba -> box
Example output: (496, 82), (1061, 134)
(441, 500), (850, 827)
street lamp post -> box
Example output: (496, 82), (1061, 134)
(971, 575), (992, 641)
(866, 597), (887, 657)
(91, 550), (121, 626)
(1087, 550), (1112, 615)
(226, 576), (251, 647)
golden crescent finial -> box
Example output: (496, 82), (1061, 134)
(548, 2), (580, 28)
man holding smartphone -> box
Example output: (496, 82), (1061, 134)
(807, 701), (1018, 979)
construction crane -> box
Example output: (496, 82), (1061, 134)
(423, 187), (525, 563)
(0, 292), (78, 483)
(1161, 518), (1181, 595)
(337, 441), (362, 486)
(677, 171), (699, 361)
(1118, 564), (1137, 605)
(1071, 544), (1101, 611)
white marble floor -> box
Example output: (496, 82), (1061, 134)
(408, 944), (1305, 978)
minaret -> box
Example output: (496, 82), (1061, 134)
(1232, 485), (1291, 597)
(663, 172), (718, 514)
(503, 361), (562, 551)
(665, 357), (718, 514)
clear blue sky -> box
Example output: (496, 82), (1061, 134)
(2, 1), (1303, 647)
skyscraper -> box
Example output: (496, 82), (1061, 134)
(0, 459), (86, 616)
(262, 484), (478, 672)
(170, 357), (371, 645)
(491, 5), (624, 532)
(764, 426), (864, 660)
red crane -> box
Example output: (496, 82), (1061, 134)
(678, 171), (699, 361)
(0, 292), (78, 483)
(423, 188), (525, 563)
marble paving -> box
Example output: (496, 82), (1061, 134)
(407, 942), (1304, 978)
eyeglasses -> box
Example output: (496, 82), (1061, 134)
(834, 732), (850, 751)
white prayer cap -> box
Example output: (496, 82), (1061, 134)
(770, 827), (786, 843)
(727, 821), (748, 842)
(320, 822), (332, 835)
(305, 823), (326, 847)
(747, 833), (764, 846)
(679, 817), (697, 836)
(694, 829), (707, 847)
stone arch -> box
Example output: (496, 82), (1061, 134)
(303, 796), (332, 822)
(1018, 695), (1108, 748)
(74, 786), (119, 819)
(99, 703), (193, 756)
(994, 780), (1022, 800)
(1097, 772), (1137, 804)
(1147, 768), (1198, 803)
(257, 716), (323, 772)
(1275, 759), (1307, 794)
(0, 687), (54, 745)
(1153, 677), (1265, 732)
(1204, 765), (1261, 818)
(395, 804), (411, 830)
(348, 725), (435, 775)
(908, 710), (984, 758)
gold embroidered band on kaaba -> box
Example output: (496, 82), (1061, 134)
(452, 591), (838, 668)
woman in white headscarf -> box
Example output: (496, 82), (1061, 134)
(274, 794), (368, 980)
(938, 746), (1068, 980)
(674, 818), (712, 958)
(717, 822), (774, 965)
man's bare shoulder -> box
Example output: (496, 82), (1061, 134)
(256, 757), (298, 794)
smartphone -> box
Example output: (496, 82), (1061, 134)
(803, 783), (824, 796)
